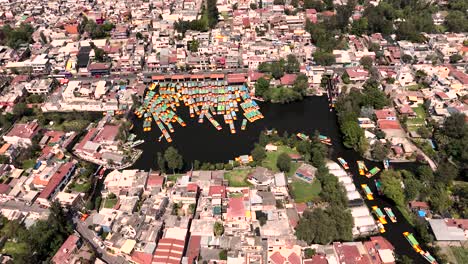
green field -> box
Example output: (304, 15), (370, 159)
(72, 182), (91, 193)
(224, 169), (252, 187)
(1, 241), (28, 256)
(262, 145), (301, 176)
(451, 247), (468, 264)
(103, 198), (118, 209)
(406, 105), (426, 131)
(290, 179), (322, 203)
(22, 159), (36, 170)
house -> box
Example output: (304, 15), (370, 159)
(428, 219), (468, 241)
(247, 167), (274, 186)
(345, 67), (369, 82)
(3, 120), (40, 147)
(36, 162), (76, 206)
(375, 109), (397, 121)
(294, 163), (317, 183)
(51, 234), (82, 264)
(280, 74), (297, 86)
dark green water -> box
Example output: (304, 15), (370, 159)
(131, 96), (426, 262)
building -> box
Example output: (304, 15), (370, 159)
(51, 235), (82, 264)
(36, 162), (76, 206)
(428, 219), (468, 242)
(3, 120), (40, 147)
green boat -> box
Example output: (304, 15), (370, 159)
(296, 133), (310, 142)
(366, 167), (381, 178)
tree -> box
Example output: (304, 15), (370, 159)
(219, 249), (228, 260)
(360, 56), (373, 70)
(293, 74), (308, 96)
(401, 54), (413, 64)
(255, 77), (270, 98)
(251, 144), (267, 162)
(341, 121), (364, 150)
(206, 0), (219, 29)
(213, 221), (224, 236)
(445, 11), (468, 33)
(250, 3), (257, 10)
(371, 141), (389, 161)
(277, 152), (291, 172)
(164, 147), (183, 174)
(430, 184), (452, 214)
(435, 162), (458, 185)
(285, 54), (300, 73)
(449, 54), (463, 64)
(156, 152), (166, 173)
(313, 51), (336, 66)
(380, 170), (405, 206)
(188, 40), (199, 52)
(304, 248), (316, 259)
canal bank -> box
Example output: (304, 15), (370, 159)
(131, 96), (426, 262)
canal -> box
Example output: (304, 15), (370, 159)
(131, 96), (425, 262)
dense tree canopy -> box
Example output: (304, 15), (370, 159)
(164, 147), (183, 173)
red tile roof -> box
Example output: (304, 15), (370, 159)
(374, 109), (396, 120)
(0, 184), (10, 194)
(51, 234), (80, 264)
(75, 128), (97, 151)
(64, 24), (79, 35)
(147, 174), (164, 187)
(208, 185), (227, 198)
(304, 254), (328, 264)
(93, 125), (119, 142)
(448, 65), (468, 85)
(270, 252), (286, 264)
(280, 74), (297, 86)
(249, 71), (265, 82)
(38, 162), (75, 199)
(152, 238), (184, 264)
(131, 251), (153, 264)
(5, 121), (39, 139)
(295, 203), (307, 214)
(227, 73), (246, 84)
(227, 197), (245, 218)
(288, 252), (301, 264)
(186, 235), (201, 264)
(377, 120), (401, 130)
(370, 236), (394, 251)
(187, 183), (198, 192)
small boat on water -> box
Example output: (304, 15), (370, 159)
(422, 251), (438, 264)
(158, 135), (163, 142)
(296, 133), (311, 142)
(366, 167), (381, 178)
(372, 206), (388, 224)
(318, 134), (332, 145)
(241, 119), (247, 130)
(384, 207), (397, 223)
(404, 232), (422, 253)
(361, 184), (374, 200)
(357, 161), (368, 175)
(374, 179), (383, 195)
(377, 222), (385, 233)
(130, 139), (144, 147)
(337, 157), (349, 170)
(383, 159), (390, 170)
(229, 122), (236, 134)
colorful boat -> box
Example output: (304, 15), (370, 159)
(377, 222), (386, 233)
(241, 119), (247, 130)
(318, 134), (332, 145)
(384, 207), (397, 223)
(296, 133), (310, 142)
(361, 184), (374, 200)
(403, 232), (423, 253)
(357, 161), (368, 175)
(372, 206), (388, 224)
(337, 157), (349, 170)
(422, 251), (438, 264)
(374, 179), (383, 195)
(229, 122), (236, 134)
(366, 167), (381, 178)
(383, 159), (390, 170)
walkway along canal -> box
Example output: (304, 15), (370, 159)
(131, 96), (427, 262)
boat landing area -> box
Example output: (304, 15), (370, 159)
(134, 81), (264, 142)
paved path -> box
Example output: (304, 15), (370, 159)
(72, 216), (127, 264)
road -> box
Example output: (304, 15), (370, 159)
(0, 200), (49, 214)
(72, 216), (127, 264)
